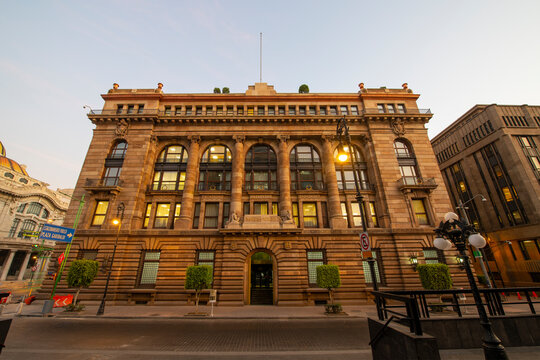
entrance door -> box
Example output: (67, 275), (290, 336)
(250, 252), (273, 305)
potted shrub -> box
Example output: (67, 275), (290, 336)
(66, 259), (99, 311)
(298, 84), (309, 93)
(185, 265), (213, 314)
(222, 87), (230, 94)
(417, 263), (452, 312)
(316, 264), (342, 314)
(213, 87), (221, 93)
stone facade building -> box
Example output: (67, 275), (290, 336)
(0, 141), (71, 293)
(46, 82), (467, 305)
(431, 104), (540, 287)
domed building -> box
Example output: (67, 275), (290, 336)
(0, 141), (72, 295)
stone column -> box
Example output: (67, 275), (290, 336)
(277, 136), (293, 218)
(322, 136), (347, 228)
(0, 251), (15, 280)
(17, 251), (32, 280)
(229, 136), (245, 220)
(175, 136), (200, 229)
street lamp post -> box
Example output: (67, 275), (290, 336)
(336, 117), (378, 290)
(434, 212), (508, 360)
(97, 202), (125, 316)
(456, 194), (493, 288)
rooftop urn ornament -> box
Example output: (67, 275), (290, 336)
(157, 82), (163, 90)
(113, 83), (119, 90)
(358, 82), (367, 93)
(402, 82), (412, 93)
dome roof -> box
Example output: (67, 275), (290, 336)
(0, 141), (29, 176)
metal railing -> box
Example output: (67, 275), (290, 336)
(84, 178), (124, 188)
(397, 177), (437, 187)
(372, 290), (423, 336)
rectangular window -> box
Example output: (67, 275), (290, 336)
(299, 106), (306, 115)
(369, 202), (378, 227)
(196, 106), (202, 115)
(341, 202), (349, 227)
(204, 203), (219, 228)
(127, 105), (135, 114)
(319, 106), (327, 115)
(154, 203), (171, 228)
(8, 219), (20, 238)
(77, 250), (98, 260)
(222, 203), (230, 228)
(197, 251), (215, 269)
(185, 106), (192, 115)
(174, 203), (181, 222)
(138, 104), (145, 114)
(206, 106), (213, 115)
(288, 106), (296, 115)
(329, 106), (337, 115)
(237, 106), (244, 115)
(377, 104), (385, 113)
(387, 104), (395, 113)
(292, 203), (299, 226)
(116, 105), (123, 114)
(397, 104), (406, 113)
(340, 106), (348, 115)
(227, 106), (234, 115)
(247, 106), (254, 116)
(363, 250), (382, 284)
(321, 202), (329, 228)
(412, 199), (429, 225)
(278, 106), (285, 115)
(307, 250), (326, 286)
(91, 201), (109, 226)
(519, 240), (539, 260)
(175, 106), (182, 115)
(193, 203), (201, 229)
(138, 251), (160, 288)
(253, 202), (268, 215)
(423, 248), (445, 264)
(257, 106), (264, 115)
(302, 202), (318, 228)
(268, 106), (275, 115)
(272, 202), (278, 215)
(351, 106), (359, 115)
(143, 203), (152, 228)
(17, 203), (26, 213)
(309, 106), (316, 115)
(164, 106), (171, 115)
(351, 202), (363, 227)
(243, 202), (250, 215)
(216, 106), (223, 115)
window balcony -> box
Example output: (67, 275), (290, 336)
(83, 178), (123, 194)
(397, 177), (437, 193)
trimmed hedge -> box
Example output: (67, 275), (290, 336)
(316, 264), (341, 306)
(417, 263), (452, 290)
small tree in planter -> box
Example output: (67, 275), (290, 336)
(316, 264), (342, 314)
(184, 265), (213, 313)
(417, 263), (452, 312)
(298, 84), (309, 93)
(222, 87), (230, 94)
(66, 259), (99, 311)
(213, 87), (221, 93)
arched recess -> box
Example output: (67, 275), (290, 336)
(289, 143), (324, 190)
(244, 144), (277, 190)
(198, 144), (232, 191)
(243, 248), (278, 305)
(152, 144), (189, 191)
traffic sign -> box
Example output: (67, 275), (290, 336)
(39, 224), (75, 243)
(360, 232), (371, 252)
(31, 265), (38, 272)
(53, 295), (73, 308)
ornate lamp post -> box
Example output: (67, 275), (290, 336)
(434, 211), (508, 360)
(97, 202), (125, 316)
(336, 117), (378, 290)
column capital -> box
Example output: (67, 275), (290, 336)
(277, 135), (289, 143)
(321, 135), (336, 143)
(188, 135), (201, 144)
(233, 135), (246, 143)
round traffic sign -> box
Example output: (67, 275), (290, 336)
(360, 232), (370, 251)
(31, 265), (38, 272)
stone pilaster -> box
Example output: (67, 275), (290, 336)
(17, 252), (31, 280)
(322, 136), (347, 228)
(0, 251), (15, 280)
(230, 136), (245, 220)
(175, 136), (200, 229)
(277, 136), (293, 219)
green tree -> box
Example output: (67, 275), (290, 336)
(185, 265), (213, 312)
(298, 84), (309, 93)
(213, 87), (221, 93)
(417, 263), (452, 290)
(222, 87), (230, 94)
(67, 259), (99, 304)
(316, 264), (341, 305)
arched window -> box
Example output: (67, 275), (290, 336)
(245, 144), (277, 190)
(103, 141), (127, 186)
(394, 139), (419, 185)
(42, 208), (50, 219)
(199, 145), (232, 190)
(334, 145), (370, 190)
(152, 145), (189, 191)
(27, 202), (43, 216)
(18, 219), (37, 238)
(290, 144), (323, 190)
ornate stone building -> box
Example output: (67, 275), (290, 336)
(46, 82), (467, 305)
(432, 104), (540, 287)
(0, 141), (71, 293)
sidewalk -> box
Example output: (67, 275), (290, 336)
(3, 301), (378, 319)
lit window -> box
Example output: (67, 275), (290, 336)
(247, 107), (254, 115)
(292, 203), (299, 226)
(341, 202), (349, 227)
(254, 202), (268, 215)
(369, 202), (378, 227)
(302, 202), (318, 228)
(459, 181), (467, 192)
(143, 203), (152, 228)
(92, 201), (109, 226)
(154, 203), (170, 228)
(412, 199), (429, 225)
(351, 202), (363, 227)
(174, 203), (182, 223)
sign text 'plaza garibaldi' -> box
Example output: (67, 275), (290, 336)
(43, 82), (469, 305)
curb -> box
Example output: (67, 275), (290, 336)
(15, 313), (365, 320)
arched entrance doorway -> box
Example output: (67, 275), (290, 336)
(249, 251), (274, 305)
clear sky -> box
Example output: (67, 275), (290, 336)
(1, 0), (539, 190)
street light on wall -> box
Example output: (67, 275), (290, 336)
(408, 255), (418, 271)
(336, 117), (378, 290)
(97, 202), (125, 316)
(434, 212), (508, 360)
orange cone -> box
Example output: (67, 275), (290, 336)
(532, 291), (537, 298)
(517, 292), (522, 300)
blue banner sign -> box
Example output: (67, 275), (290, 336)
(39, 224), (75, 243)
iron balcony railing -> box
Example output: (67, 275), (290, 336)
(397, 177), (437, 188)
(84, 178), (124, 188)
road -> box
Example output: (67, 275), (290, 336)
(2, 317), (371, 359)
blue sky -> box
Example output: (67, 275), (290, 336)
(1, 0), (539, 189)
